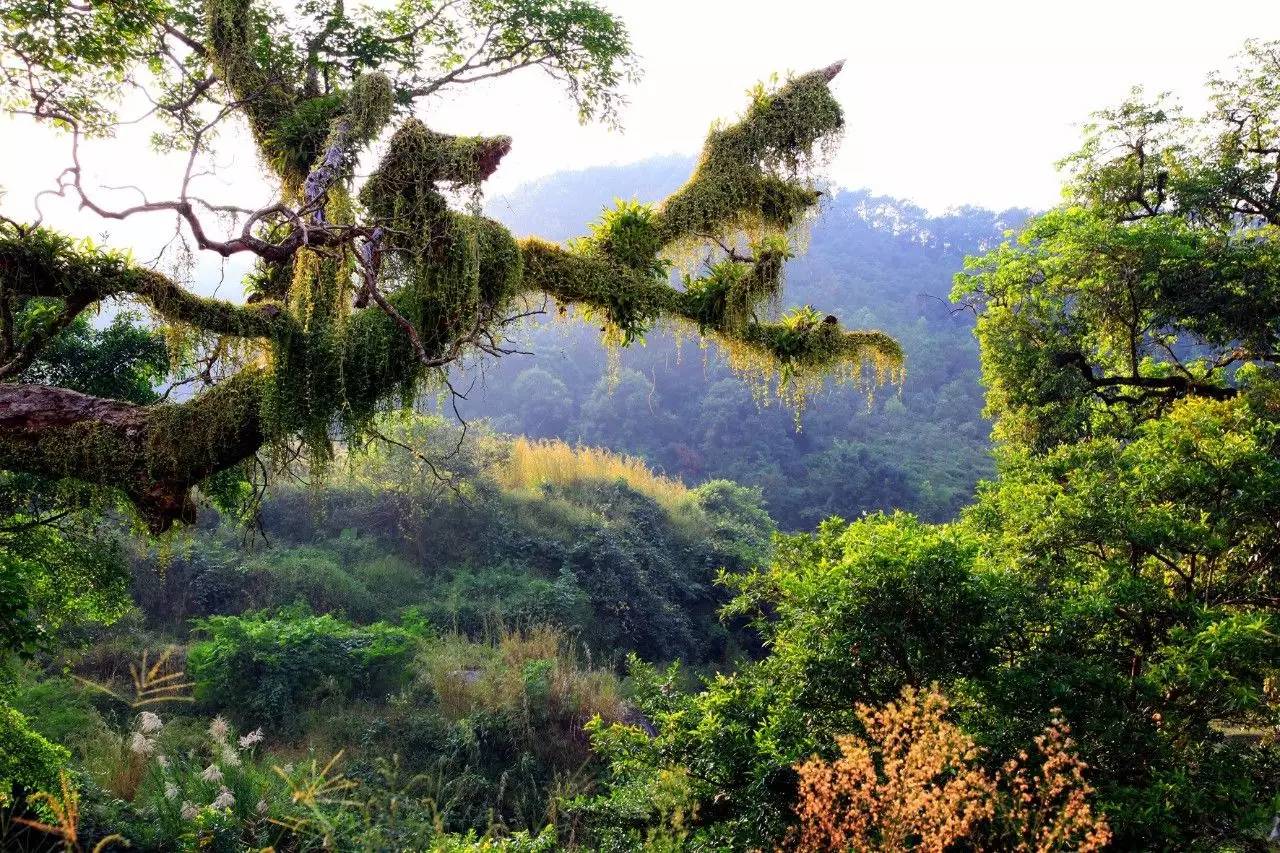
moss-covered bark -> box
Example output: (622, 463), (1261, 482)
(0, 371), (266, 530)
(0, 230), (291, 338)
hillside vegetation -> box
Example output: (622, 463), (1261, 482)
(3, 421), (771, 847)
(462, 164), (1027, 528)
(2, 25), (1280, 852)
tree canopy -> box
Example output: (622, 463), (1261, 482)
(954, 40), (1280, 451)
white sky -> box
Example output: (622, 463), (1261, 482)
(2, 0), (1277, 270)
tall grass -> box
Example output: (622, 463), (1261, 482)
(418, 624), (625, 729)
(495, 437), (688, 514)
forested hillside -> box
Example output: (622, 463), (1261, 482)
(2, 0), (1278, 849)
(132, 417), (772, 665)
(3, 422), (774, 846)
(458, 159), (1028, 526)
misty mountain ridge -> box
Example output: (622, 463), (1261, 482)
(445, 156), (1030, 529)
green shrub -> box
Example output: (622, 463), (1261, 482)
(0, 702), (70, 805)
(6, 669), (104, 752)
(243, 546), (380, 621)
(417, 562), (586, 636)
(348, 554), (429, 606)
(187, 610), (422, 732)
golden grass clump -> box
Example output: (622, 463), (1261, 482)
(495, 436), (688, 513)
(418, 625), (625, 728)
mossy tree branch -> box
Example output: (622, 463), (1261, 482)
(0, 372), (267, 530)
(518, 238), (903, 379)
(0, 229), (291, 339)
(517, 65), (902, 383)
(0, 54), (900, 530)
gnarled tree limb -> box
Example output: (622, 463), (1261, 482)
(0, 373), (267, 531)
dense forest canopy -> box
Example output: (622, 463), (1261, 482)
(0, 2), (1278, 852)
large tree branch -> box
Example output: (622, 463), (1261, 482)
(509, 61), (900, 377)
(1056, 350), (1238, 401)
(518, 239), (902, 373)
(0, 229), (290, 338)
(0, 60), (895, 532)
(0, 373), (267, 531)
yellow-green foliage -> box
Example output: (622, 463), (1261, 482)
(345, 72), (395, 145)
(680, 238), (787, 336)
(0, 228), (285, 339)
(654, 69), (842, 257)
(418, 625), (625, 725)
(351, 120), (524, 384)
(575, 198), (668, 279)
(495, 436), (689, 514)
(0, 703), (71, 805)
(365, 119), (513, 192)
(513, 70), (901, 416)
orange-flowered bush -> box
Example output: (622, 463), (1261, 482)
(790, 687), (1111, 852)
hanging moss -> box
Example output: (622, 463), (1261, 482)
(209, 0), (393, 194)
(521, 237), (673, 344)
(517, 236), (903, 409)
(346, 73), (395, 143)
(475, 216), (524, 306)
(653, 69), (843, 256)
(680, 238), (789, 336)
(206, 0), (299, 155)
(714, 306), (904, 424)
(0, 62), (901, 525)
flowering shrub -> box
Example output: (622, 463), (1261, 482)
(790, 687), (1111, 852)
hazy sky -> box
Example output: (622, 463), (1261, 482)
(2, 0), (1277, 261)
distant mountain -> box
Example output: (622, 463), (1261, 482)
(440, 158), (1032, 530)
(486, 155), (693, 242)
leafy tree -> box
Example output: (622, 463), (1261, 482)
(947, 41), (1280, 847)
(961, 394), (1280, 846)
(0, 0), (899, 532)
(0, 523), (133, 656)
(507, 366), (574, 438)
(579, 514), (997, 849)
(689, 479), (774, 569)
(580, 43), (1280, 852)
(20, 312), (168, 403)
(954, 40), (1280, 452)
